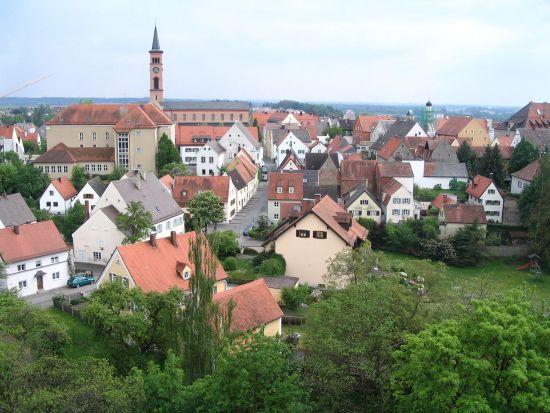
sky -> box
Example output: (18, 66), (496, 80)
(1, 0), (549, 106)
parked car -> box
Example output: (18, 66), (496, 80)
(261, 174), (268, 182)
(67, 273), (95, 288)
(242, 223), (254, 237)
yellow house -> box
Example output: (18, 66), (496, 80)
(437, 116), (489, 146)
(263, 196), (368, 287)
(343, 184), (383, 224)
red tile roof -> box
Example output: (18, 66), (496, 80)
(50, 177), (78, 200)
(495, 135), (514, 146)
(511, 159), (540, 182)
(34, 143), (115, 164)
(159, 174), (175, 191)
(431, 193), (457, 210)
(378, 137), (403, 160)
(213, 278), (283, 333)
(437, 116), (471, 136)
(277, 150), (304, 170)
(117, 231), (227, 293)
(0, 221), (68, 263)
(14, 125), (40, 143)
(46, 103), (172, 128)
(442, 204), (487, 224)
(172, 175), (230, 205)
(175, 124), (259, 146)
(227, 150), (259, 185)
(376, 162), (413, 177)
(0, 126), (15, 139)
(466, 175), (495, 199)
(268, 172), (304, 200)
(381, 179), (404, 206)
(311, 196), (368, 244)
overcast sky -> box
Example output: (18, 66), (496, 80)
(1, 0), (549, 106)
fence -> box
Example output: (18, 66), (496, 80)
(485, 245), (530, 257)
(282, 314), (306, 325)
(53, 290), (92, 318)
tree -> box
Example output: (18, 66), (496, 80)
(510, 139), (539, 173)
(156, 133), (181, 174)
(54, 201), (85, 241)
(159, 161), (188, 177)
(187, 190), (225, 233)
(23, 141), (38, 154)
(457, 140), (477, 175)
(451, 222), (486, 267)
(478, 145), (505, 187)
(116, 201), (153, 244)
(303, 278), (430, 412)
(70, 165), (87, 191)
(207, 230), (238, 260)
(325, 241), (385, 287)
(248, 214), (274, 240)
(391, 293), (549, 412)
(323, 125), (344, 139)
(181, 233), (232, 383)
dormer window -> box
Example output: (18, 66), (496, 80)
(277, 186), (282, 194)
(289, 186), (294, 194)
(176, 261), (192, 280)
(183, 270), (190, 280)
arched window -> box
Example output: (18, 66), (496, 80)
(153, 77), (159, 90)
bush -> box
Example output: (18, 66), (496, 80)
(223, 257), (238, 271)
(418, 238), (457, 264)
(70, 298), (82, 306)
(485, 232), (502, 246)
(208, 230), (238, 260)
(281, 285), (312, 310)
(451, 223), (486, 267)
(243, 247), (259, 255)
(259, 258), (284, 275)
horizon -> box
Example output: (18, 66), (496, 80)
(1, 0), (549, 106)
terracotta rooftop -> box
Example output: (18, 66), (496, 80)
(340, 159), (377, 180)
(50, 177), (78, 200)
(159, 174), (175, 191)
(437, 116), (471, 136)
(506, 101), (550, 130)
(34, 143), (115, 164)
(466, 175), (497, 199)
(431, 193), (457, 210)
(175, 124), (258, 146)
(0, 221), (68, 263)
(511, 159), (540, 182)
(376, 162), (414, 177)
(378, 137), (405, 160)
(172, 175), (230, 205)
(268, 172), (304, 201)
(213, 278), (283, 333)
(116, 231), (227, 293)
(381, 179), (404, 206)
(442, 204), (487, 224)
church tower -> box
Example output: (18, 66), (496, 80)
(149, 25), (163, 105)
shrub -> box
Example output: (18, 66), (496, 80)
(52, 293), (65, 306)
(418, 239), (457, 264)
(451, 223), (486, 267)
(70, 298), (82, 306)
(243, 247), (259, 255)
(259, 258), (284, 276)
(485, 232), (502, 246)
(281, 285), (312, 310)
(223, 257), (238, 271)
(208, 230), (239, 260)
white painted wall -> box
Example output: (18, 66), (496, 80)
(196, 145), (226, 176)
(219, 123), (263, 165)
(404, 160), (467, 189)
(384, 186), (414, 223)
(468, 182), (503, 223)
(276, 133), (309, 166)
(40, 183), (74, 215)
(406, 123), (428, 137)
(180, 145), (201, 165)
(511, 176), (530, 195)
(72, 182), (101, 212)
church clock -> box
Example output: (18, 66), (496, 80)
(152, 66), (160, 73)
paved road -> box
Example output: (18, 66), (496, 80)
(210, 180), (268, 247)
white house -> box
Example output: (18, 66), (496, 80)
(219, 122), (264, 166)
(72, 171), (185, 264)
(196, 141), (227, 176)
(72, 176), (108, 214)
(309, 140), (327, 154)
(0, 221), (69, 297)
(40, 177), (78, 215)
(275, 130), (311, 166)
(381, 179), (414, 223)
(466, 175), (504, 223)
(405, 160), (468, 189)
(510, 159), (540, 195)
(0, 126), (25, 158)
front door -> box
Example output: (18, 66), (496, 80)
(37, 275), (44, 290)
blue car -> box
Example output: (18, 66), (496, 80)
(243, 223), (254, 237)
(67, 273), (95, 288)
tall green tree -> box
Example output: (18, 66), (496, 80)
(181, 233), (232, 383)
(187, 190), (225, 233)
(70, 165), (87, 191)
(457, 141), (477, 175)
(509, 139), (539, 173)
(54, 201), (85, 241)
(116, 201), (153, 244)
(451, 222), (486, 267)
(478, 145), (505, 187)
(391, 293), (549, 412)
(156, 133), (181, 174)
(323, 125), (344, 139)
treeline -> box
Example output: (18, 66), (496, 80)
(264, 100), (342, 117)
(0, 104), (55, 126)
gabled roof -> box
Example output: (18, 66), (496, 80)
(46, 103), (172, 127)
(0, 221), (68, 263)
(175, 125), (228, 146)
(431, 193), (457, 210)
(442, 204), (487, 224)
(262, 276), (299, 290)
(50, 177), (77, 200)
(519, 128), (550, 151)
(355, 115), (394, 133)
(172, 175), (230, 204)
(466, 175), (497, 199)
(511, 159), (541, 182)
(229, 121), (261, 148)
(0, 126), (16, 139)
(382, 119), (420, 139)
(159, 174), (175, 191)
(340, 159), (378, 181)
(304, 152), (338, 170)
(423, 162), (468, 178)
(381, 179), (404, 206)
(378, 137), (406, 160)
(278, 150), (304, 171)
(506, 101), (550, 130)
(343, 184), (382, 210)
(376, 162), (414, 178)
(206, 140), (226, 154)
(226, 150), (258, 188)
(87, 176), (108, 197)
(213, 279), (283, 333)
(437, 116), (471, 136)
(0, 193), (36, 227)
(162, 100), (251, 111)
(268, 172), (304, 201)
(34, 143), (115, 163)
(116, 231), (227, 293)
(112, 172), (182, 223)
(274, 128), (311, 146)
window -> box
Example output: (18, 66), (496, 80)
(211, 114), (215, 121)
(79, 132), (84, 140)
(403, 198), (411, 204)
(298, 150), (305, 154)
(392, 209), (400, 216)
(403, 209), (410, 216)
(53, 202), (58, 207)
(52, 272), (60, 279)
(488, 189), (495, 194)
(83, 193), (94, 199)
(360, 199), (368, 205)
(18, 280), (27, 289)
(201, 157), (206, 163)
(57, 165), (62, 173)
(51, 256), (59, 264)
(63, 166), (68, 173)
(202, 114), (206, 121)
(239, 114), (243, 121)
(273, 201), (279, 207)
(92, 132), (97, 140)
(281, 150), (285, 154)
(136, 147), (142, 153)
(117, 134), (129, 168)
(105, 132), (110, 140)
(93, 251), (102, 261)
(17, 264), (26, 271)
(230, 114), (234, 121)
(313, 231), (327, 239)
(183, 270), (190, 280)
(49, 190), (54, 196)
(289, 186), (294, 194)
(274, 213), (279, 220)
(221, 114), (225, 121)
(35, 260), (41, 267)
(157, 224), (163, 233)
(44, 166), (49, 173)
(192, 114), (196, 121)
(393, 198), (401, 204)
(166, 220), (171, 230)
(209, 157), (214, 163)
(277, 186), (282, 194)
(46, 202), (51, 207)
(296, 229), (310, 238)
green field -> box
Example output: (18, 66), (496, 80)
(382, 251), (550, 301)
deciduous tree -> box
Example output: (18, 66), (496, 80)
(116, 201), (153, 244)
(509, 139), (539, 173)
(70, 165), (87, 191)
(187, 190), (225, 233)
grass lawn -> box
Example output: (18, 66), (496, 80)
(45, 308), (116, 360)
(382, 251), (550, 301)
(226, 257), (258, 283)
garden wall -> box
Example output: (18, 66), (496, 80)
(485, 245), (530, 257)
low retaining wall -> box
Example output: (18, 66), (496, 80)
(486, 245), (530, 257)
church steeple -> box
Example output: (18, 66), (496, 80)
(151, 25), (161, 51)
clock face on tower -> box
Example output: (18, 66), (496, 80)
(152, 66), (160, 73)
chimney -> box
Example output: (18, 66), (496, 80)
(13, 225), (19, 235)
(314, 194), (321, 204)
(57, 177), (62, 182)
(84, 200), (90, 220)
(149, 233), (157, 247)
(170, 230), (178, 247)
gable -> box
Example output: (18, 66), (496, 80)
(347, 191), (382, 210)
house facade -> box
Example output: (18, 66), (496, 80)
(466, 175), (504, 223)
(0, 221), (69, 297)
(439, 204), (487, 238)
(72, 177), (108, 214)
(267, 172), (304, 223)
(0, 126), (25, 158)
(510, 159), (540, 195)
(39, 177), (78, 215)
(381, 179), (414, 223)
(275, 130), (311, 166)
(343, 185), (383, 223)
(405, 160), (468, 189)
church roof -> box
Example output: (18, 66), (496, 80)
(151, 25), (161, 51)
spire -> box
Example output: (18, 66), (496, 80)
(151, 25), (161, 51)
